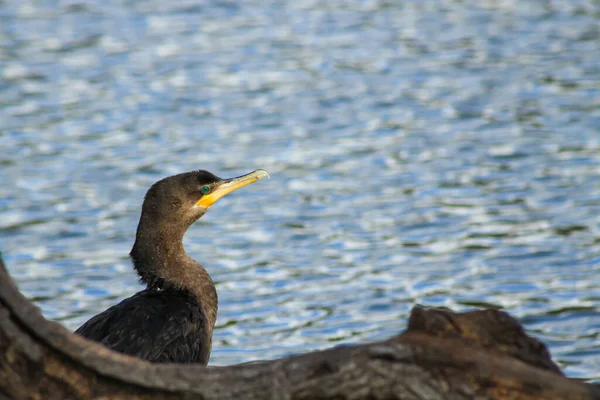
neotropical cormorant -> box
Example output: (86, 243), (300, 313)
(75, 169), (269, 365)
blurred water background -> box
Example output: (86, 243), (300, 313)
(1, 0), (600, 379)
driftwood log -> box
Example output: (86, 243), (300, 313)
(0, 255), (598, 400)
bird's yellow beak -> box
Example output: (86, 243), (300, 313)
(196, 169), (269, 208)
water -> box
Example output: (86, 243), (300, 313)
(1, 0), (600, 379)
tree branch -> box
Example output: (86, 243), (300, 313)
(0, 256), (597, 399)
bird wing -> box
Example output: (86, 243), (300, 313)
(75, 289), (211, 364)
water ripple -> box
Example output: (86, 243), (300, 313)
(1, 0), (599, 379)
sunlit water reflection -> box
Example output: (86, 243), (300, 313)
(1, 0), (599, 379)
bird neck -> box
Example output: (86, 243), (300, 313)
(129, 213), (218, 331)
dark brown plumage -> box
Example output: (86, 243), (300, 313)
(75, 169), (268, 364)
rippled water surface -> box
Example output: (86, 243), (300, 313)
(1, 0), (600, 378)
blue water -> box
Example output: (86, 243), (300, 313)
(1, 0), (599, 379)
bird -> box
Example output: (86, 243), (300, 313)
(75, 169), (269, 365)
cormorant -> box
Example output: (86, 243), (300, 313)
(75, 169), (269, 365)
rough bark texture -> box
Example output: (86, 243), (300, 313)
(0, 256), (598, 400)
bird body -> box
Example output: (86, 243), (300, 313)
(75, 288), (211, 364)
(75, 169), (268, 365)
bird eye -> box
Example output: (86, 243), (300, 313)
(201, 185), (211, 194)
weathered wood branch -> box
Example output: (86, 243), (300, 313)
(0, 255), (598, 399)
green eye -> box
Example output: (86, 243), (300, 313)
(201, 185), (210, 194)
